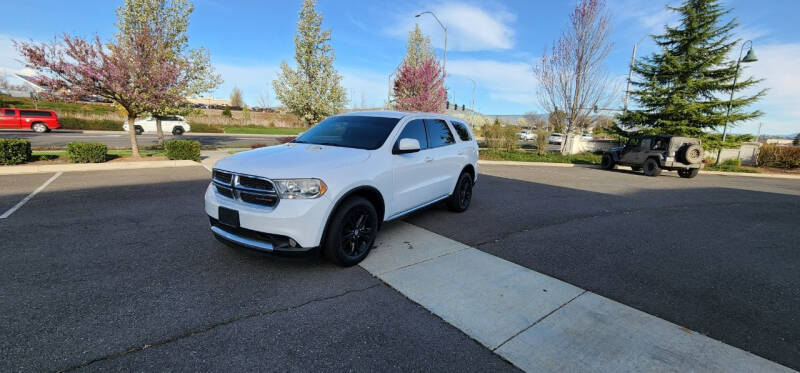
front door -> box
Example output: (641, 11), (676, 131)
(391, 119), (439, 215)
(0, 109), (18, 129)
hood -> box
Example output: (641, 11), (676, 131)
(213, 143), (371, 179)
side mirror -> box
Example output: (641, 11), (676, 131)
(395, 138), (421, 154)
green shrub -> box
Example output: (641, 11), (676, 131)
(0, 139), (32, 165)
(483, 119), (518, 151)
(164, 140), (201, 161)
(66, 142), (108, 163)
(221, 108), (232, 118)
(757, 145), (800, 169)
(59, 117), (124, 131)
(534, 130), (551, 155)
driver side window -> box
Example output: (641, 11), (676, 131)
(393, 119), (428, 152)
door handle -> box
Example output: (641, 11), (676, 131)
(424, 157), (433, 163)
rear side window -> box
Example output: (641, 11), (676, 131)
(425, 119), (455, 148)
(450, 121), (471, 141)
(19, 110), (52, 117)
(394, 119), (428, 150)
(2, 109), (16, 116)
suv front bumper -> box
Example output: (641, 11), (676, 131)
(204, 183), (332, 250)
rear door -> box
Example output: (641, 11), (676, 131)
(0, 109), (19, 129)
(391, 119), (439, 214)
(424, 119), (460, 197)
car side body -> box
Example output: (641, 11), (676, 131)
(123, 115), (190, 135)
(0, 108), (60, 133)
(548, 133), (565, 144)
(204, 111), (478, 266)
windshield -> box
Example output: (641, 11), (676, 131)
(293, 115), (400, 150)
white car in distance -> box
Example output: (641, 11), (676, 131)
(123, 115), (191, 135)
(205, 111), (479, 266)
(518, 130), (536, 141)
(548, 133), (565, 144)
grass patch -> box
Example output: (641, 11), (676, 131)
(187, 122), (224, 133)
(223, 125), (305, 135)
(59, 117), (124, 131)
(705, 159), (759, 173)
(480, 150), (602, 165)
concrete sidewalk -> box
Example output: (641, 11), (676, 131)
(362, 222), (793, 372)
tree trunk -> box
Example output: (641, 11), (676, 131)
(128, 114), (141, 158)
(155, 117), (165, 146)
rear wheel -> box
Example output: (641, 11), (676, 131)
(172, 126), (185, 136)
(323, 197), (378, 267)
(134, 126), (144, 135)
(678, 168), (699, 179)
(643, 158), (662, 177)
(447, 172), (473, 212)
(601, 154), (616, 170)
(32, 123), (49, 133)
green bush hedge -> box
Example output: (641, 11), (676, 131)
(757, 145), (800, 169)
(67, 142), (108, 163)
(0, 139), (32, 165)
(164, 140), (201, 161)
(59, 117), (124, 131)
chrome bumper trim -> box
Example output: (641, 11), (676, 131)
(211, 225), (274, 252)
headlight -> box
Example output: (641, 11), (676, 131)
(274, 179), (327, 199)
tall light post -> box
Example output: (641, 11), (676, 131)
(466, 77), (476, 111)
(415, 11), (447, 80)
(715, 40), (757, 165)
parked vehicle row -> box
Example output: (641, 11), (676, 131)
(0, 108), (60, 132)
(206, 111), (478, 267)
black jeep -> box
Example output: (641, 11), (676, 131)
(601, 135), (704, 178)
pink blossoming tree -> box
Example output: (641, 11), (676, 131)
(392, 58), (446, 113)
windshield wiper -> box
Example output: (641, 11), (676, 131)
(313, 142), (344, 147)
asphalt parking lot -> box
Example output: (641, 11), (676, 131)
(1, 164), (798, 371)
(0, 130), (282, 149)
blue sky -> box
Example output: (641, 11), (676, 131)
(1, 0), (798, 134)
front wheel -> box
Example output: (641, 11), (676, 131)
(323, 197), (378, 267)
(134, 126), (144, 135)
(32, 123), (49, 133)
(172, 126), (185, 136)
(643, 158), (662, 177)
(601, 154), (616, 170)
(678, 168), (699, 179)
(447, 172), (473, 212)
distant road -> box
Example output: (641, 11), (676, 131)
(0, 130), (284, 149)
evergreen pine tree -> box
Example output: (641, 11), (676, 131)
(617, 0), (764, 138)
(273, 0), (346, 125)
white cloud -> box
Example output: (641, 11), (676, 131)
(737, 42), (800, 134)
(385, 2), (515, 51)
(608, 0), (679, 34)
(447, 59), (539, 107)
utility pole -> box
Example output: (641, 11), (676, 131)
(624, 44), (637, 112)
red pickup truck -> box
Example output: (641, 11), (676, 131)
(0, 108), (61, 133)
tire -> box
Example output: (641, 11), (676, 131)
(630, 166), (642, 172)
(323, 196), (378, 267)
(447, 172), (473, 212)
(134, 126), (144, 135)
(643, 158), (662, 177)
(172, 126), (184, 136)
(601, 153), (616, 170)
(679, 144), (704, 164)
(32, 123), (49, 133)
(678, 168), (699, 179)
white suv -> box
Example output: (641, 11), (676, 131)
(123, 115), (190, 135)
(205, 111), (478, 266)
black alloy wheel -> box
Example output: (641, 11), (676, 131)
(324, 196), (378, 267)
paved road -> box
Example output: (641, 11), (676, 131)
(0, 130), (283, 149)
(0, 168), (516, 372)
(407, 165), (800, 370)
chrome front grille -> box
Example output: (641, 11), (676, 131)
(212, 169), (279, 207)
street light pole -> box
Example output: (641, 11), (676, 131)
(415, 11), (447, 80)
(466, 78), (476, 111)
(715, 40), (757, 166)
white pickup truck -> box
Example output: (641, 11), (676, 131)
(205, 111), (479, 266)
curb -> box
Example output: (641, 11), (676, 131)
(478, 160), (800, 180)
(0, 160), (200, 175)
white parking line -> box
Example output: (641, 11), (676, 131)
(0, 172), (62, 219)
(362, 222), (793, 372)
